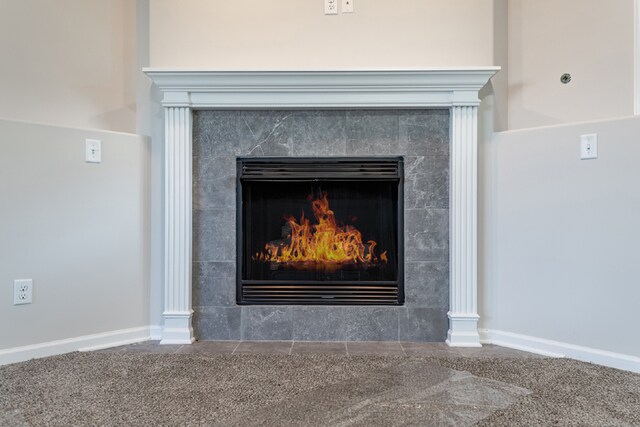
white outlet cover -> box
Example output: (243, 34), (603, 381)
(580, 133), (598, 160)
(86, 139), (102, 163)
(13, 279), (33, 305)
(324, 0), (338, 14)
(342, 0), (354, 13)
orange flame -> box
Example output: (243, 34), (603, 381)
(256, 192), (387, 268)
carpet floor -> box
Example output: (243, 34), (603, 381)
(0, 352), (638, 426)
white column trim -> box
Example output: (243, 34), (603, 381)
(447, 105), (481, 347)
(161, 106), (195, 344)
(145, 68), (498, 346)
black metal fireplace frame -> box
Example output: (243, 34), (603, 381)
(236, 157), (404, 305)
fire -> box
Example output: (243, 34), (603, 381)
(256, 192), (387, 268)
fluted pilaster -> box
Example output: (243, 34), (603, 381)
(162, 106), (195, 344)
(447, 105), (481, 347)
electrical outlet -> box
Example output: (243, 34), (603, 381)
(324, 0), (338, 14)
(13, 279), (33, 305)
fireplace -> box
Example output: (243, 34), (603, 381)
(144, 68), (499, 345)
(237, 157), (404, 305)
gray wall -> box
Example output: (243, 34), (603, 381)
(480, 115), (640, 357)
(0, 119), (150, 349)
(192, 109), (450, 342)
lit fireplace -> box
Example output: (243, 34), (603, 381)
(237, 157), (404, 305)
(254, 191), (388, 268)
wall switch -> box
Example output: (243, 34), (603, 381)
(85, 139), (102, 163)
(13, 279), (33, 305)
(342, 0), (354, 13)
(324, 0), (338, 14)
(580, 134), (598, 160)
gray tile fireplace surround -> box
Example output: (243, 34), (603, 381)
(192, 109), (450, 342)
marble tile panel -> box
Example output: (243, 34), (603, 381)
(345, 110), (400, 155)
(193, 110), (296, 157)
(192, 110), (241, 157)
(399, 109), (450, 156)
(238, 110), (294, 156)
(291, 110), (347, 156)
(399, 307), (448, 342)
(241, 306), (293, 341)
(292, 307), (398, 342)
(430, 155), (450, 208)
(404, 156), (449, 209)
(192, 155), (236, 210)
(343, 307), (399, 341)
(404, 262), (449, 308)
(193, 306), (241, 340)
(192, 209), (236, 261)
(404, 156), (429, 208)
(292, 307), (348, 342)
(192, 261), (236, 307)
(405, 209), (449, 262)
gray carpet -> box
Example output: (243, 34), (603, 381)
(0, 352), (638, 426)
(436, 357), (640, 426)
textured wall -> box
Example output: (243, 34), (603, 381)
(192, 109), (450, 341)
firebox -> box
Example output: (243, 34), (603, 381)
(237, 157), (404, 305)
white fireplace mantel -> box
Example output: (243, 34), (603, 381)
(144, 67), (500, 347)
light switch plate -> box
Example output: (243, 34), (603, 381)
(580, 134), (598, 160)
(342, 0), (354, 13)
(86, 139), (102, 163)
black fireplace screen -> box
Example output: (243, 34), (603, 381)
(237, 157), (403, 305)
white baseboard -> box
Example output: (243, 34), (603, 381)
(0, 326), (151, 366)
(480, 329), (640, 374)
(149, 325), (162, 341)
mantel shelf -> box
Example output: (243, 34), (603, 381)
(144, 68), (500, 109)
